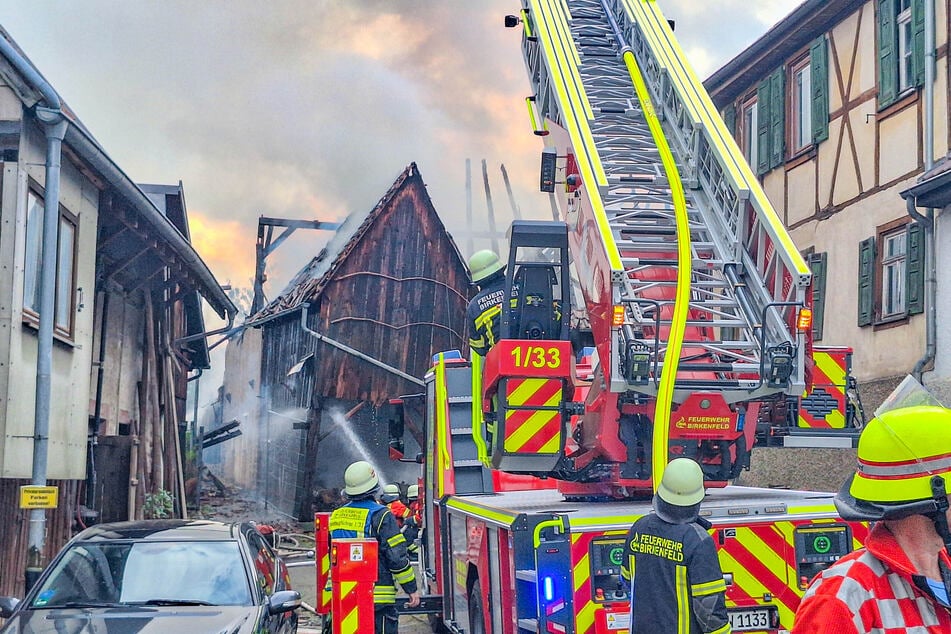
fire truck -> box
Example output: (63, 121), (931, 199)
(382, 1), (869, 632)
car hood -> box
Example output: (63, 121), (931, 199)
(0, 605), (266, 634)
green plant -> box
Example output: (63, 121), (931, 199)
(143, 489), (175, 519)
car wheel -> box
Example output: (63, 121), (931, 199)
(468, 579), (486, 634)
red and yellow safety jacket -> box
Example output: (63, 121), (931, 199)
(386, 499), (412, 527)
(792, 523), (951, 633)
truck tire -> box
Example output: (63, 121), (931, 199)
(468, 579), (486, 634)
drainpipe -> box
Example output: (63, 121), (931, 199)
(88, 290), (110, 513)
(0, 35), (71, 590)
(299, 303), (425, 386)
(910, 0), (937, 381)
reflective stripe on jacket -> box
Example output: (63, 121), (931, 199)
(330, 498), (418, 604)
(792, 523), (951, 633)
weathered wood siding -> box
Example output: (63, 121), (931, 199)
(252, 166), (470, 516)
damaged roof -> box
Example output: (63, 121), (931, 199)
(252, 162), (459, 320)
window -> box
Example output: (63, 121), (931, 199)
(23, 188), (78, 338)
(898, 0), (914, 91)
(754, 35), (828, 174)
(857, 221), (924, 326)
(881, 230), (906, 318)
(878, 0), (927, 108)
(790, 57), (813, 153)
(741, 98), (758, 168)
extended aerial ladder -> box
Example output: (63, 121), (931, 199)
(481, 0), (824, 497)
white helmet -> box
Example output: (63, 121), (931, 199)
(343, 461), (379, 497)
(381, 483), (401, 503)
(653, 458), (706, 524)
(657, 458), (706, 507)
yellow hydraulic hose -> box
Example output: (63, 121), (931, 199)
(620, 49), (692, 493)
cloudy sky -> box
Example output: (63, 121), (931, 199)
(0, 1), (801, 317)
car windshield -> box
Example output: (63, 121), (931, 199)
(30, 540), (253, 608)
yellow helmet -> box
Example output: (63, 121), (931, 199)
(657, 458), (706, 507)
(343, 461), (379, 497)
(836, 405), (951, 520)
(468, 250), (504, 285)
(407, 484), (419, 500)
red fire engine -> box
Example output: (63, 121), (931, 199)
(333, 0), (869, 632)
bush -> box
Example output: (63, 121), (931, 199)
(143, 489), (175, 519)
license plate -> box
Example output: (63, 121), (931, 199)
(729, 608), (771, 631)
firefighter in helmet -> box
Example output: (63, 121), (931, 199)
(792, 405), (951, 632)
(380, 484), (412, 528)
(621, 458), (730, 633)
(466, 250), (508, 357)
(329, 461), (420, 633)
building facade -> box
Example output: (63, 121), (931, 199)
(706, 0), (948, 384)
(0, 28), (234, 596)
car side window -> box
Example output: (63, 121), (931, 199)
(247, 532), (277, 596)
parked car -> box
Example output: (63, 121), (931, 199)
(0, 519), (300, 633)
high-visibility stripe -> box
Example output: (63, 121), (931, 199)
(572, 533), (596, 634)
(718, 525), (798, 624)
(526, 0), (622, 271)
(503, 378), (563, 453)
(387, 533), (406, 547)
(676, 564), (689, 634)
(691, 578), (727, 596)
(858, 451), (951, 479)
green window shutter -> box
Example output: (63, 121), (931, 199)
(810, 36), (830, 143)
(878, 0), (898, 107)
(912, 0), (928, 88)
(756, 79), (772, 175)
(723, 104), (737, 137)
(809, 252), (828, 340)
(906, 222), (925, 314)
(858, 236), (876, 326)
(768, 68), (786, 169)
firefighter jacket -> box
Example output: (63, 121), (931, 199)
(621, 513), (730, 634)
(467, 276), (508, 356)
(386, 499), (412, 528)
(329, 498), (418, 605)
(792, 522), (951, 633)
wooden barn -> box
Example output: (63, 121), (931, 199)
(220, 163), (471, 517)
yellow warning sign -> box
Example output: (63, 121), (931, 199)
(19, 485), (59, 509)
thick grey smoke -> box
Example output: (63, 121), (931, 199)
(0, 0), (799, 294)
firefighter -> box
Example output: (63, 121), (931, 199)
(792, 405), (951, 633)
(406, 484), (422, 525)
(402, 484), (422, 560)
(381, 483), (412, 528)
(621, 458), (730, 634)
(466, 249), (508, 356)
(330, 461), (420, 633)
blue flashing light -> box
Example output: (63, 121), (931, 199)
(543, 576), (554, 602)
(737, 409), (746, 431)
(432, 350), (463, 364)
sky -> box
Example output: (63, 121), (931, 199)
(0, 2), (801, 402)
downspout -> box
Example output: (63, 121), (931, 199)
(88, 290), (110, 512)
(910, 0), (937, 381)
(299, 303), (425, 386)
(0, 35), (70, 589)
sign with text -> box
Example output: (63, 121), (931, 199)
(19, 485), (59, 509)
(497, 340), (572, 377)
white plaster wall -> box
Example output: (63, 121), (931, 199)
(2, 119), (98, 479)
(790, 183), (923, 381)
